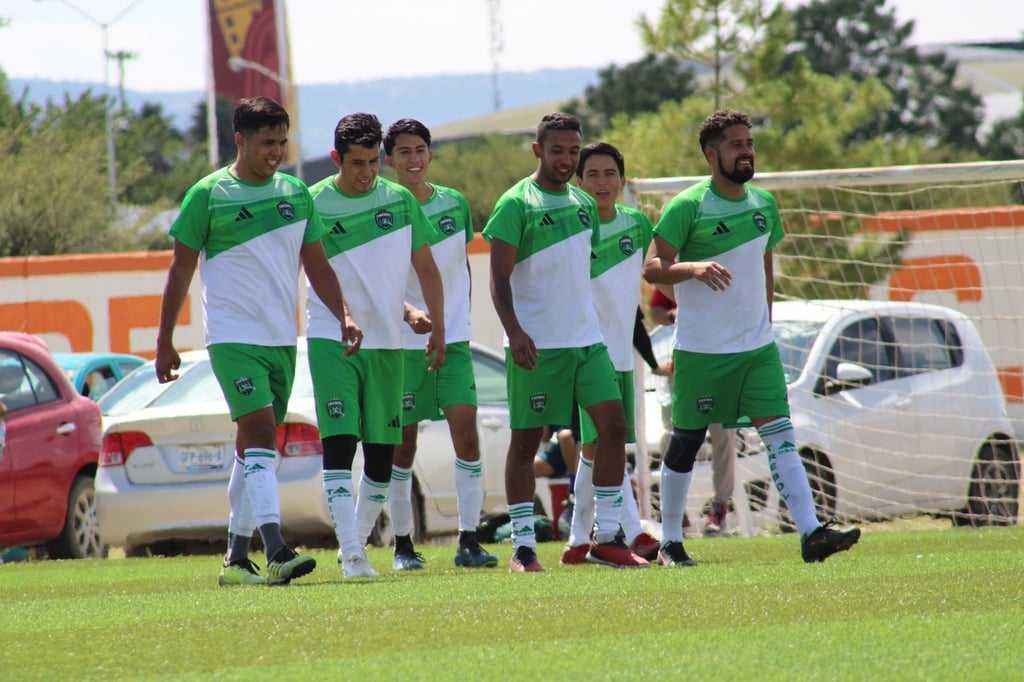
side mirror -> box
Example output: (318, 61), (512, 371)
(823, 362), (873, 395)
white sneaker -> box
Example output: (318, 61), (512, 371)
(341, 550), (379, 578)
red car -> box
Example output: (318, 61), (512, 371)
(0, 332), (105, 558)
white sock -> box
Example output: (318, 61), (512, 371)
(388, 465), (414, 537)
(568, 456), (595, 547)
(593, 484), (623, 544)
(619, 467), (643, 544)
(243, 448), (280, 527)
(323, 469), (361, 557)
(757, 417), (819, 537)
(509, 501), (536, 550)
(455, 457), (484, 532)
(227, 453), (255, 538)
(356, 473), (390, 543)
(659, 467), (692, 544)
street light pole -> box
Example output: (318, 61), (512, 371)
(40, 0), (146, 211)
(227, 56), (304, 182)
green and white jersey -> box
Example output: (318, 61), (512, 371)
(654, 178), (784, 354)
(307, 175), (434, 349)
(482, 177), (602, 349)
(591, 205), (654, 371)
(169, 167), (323, 347)
(401, 184), (474, 349)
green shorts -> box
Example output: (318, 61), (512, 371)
(401, 341), (477, 426)
(208, 343), (296, 424)
(671, 342), (789, 430)
(307, 339), (403, 444)
(579, 370), (635, 445)
(505, 344), (620, 430)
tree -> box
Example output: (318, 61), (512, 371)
(188, 95), (237, 168)
(564, 53), (699, 136)
(788, 0), (984, 151)
(983, 93), (1024, 161)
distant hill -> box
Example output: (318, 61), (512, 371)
(8, 68), (599, 158)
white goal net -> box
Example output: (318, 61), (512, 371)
(626, 160), (1024, 534)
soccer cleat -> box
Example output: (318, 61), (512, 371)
(218, 557), (265, 587)
(393, 550), (426, 571)
(658, 540), (697, 567)
(801, 521), (861, 563)
(586, 538), (650, 568)
(509, 545), (543, 573)
(341, 550), (380, 578)
(628, 532), (661, 561)
(704, 501), (728, 537)
(454, 533), (499, 568)
(559, 543), (590, 565)
(266, 546), (317, 586)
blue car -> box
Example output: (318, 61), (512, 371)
(52, 352), (147, 401)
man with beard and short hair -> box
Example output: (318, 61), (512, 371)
(643, 109), (861, 566)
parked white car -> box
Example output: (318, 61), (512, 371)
(95, 342), (511, 555)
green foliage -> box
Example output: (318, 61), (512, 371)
(428, 133), (538, 229)
(188, 95), (237, 167)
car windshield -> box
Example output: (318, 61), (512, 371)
(773, 319), (825, 383)
(99, 360), (195, 416)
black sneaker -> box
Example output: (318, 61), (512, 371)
(658, 540), (697, 567)
(801, 521), (861, 563)
(454, 531), (498, 568)
(393, 535), (425, 570)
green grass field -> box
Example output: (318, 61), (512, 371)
(2, 525), (1022, 681)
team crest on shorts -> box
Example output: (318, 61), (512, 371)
(752, 211), (767, 233)
(530, 393), (547, 413)
(375, 209), (394, 230)
(326, 399), (345, 419)
(438, 215), (457, 235)
(577, 208), (591, 228)
(276, 200), (295, 221)
(696, 395), (715, 414)
(619, 235), (635, 255)
(234, 377), (255, 396)
(402, 393), (416, 411)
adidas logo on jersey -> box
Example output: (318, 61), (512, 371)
(713, 221), (730, 235)
(540, 213), (555, 226)
(235, 207), (254, 221)
(329, 221), (346, 235)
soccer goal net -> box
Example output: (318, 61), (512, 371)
(626, 159), (1024, 534)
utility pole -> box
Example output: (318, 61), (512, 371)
(107, 49), (137, 113)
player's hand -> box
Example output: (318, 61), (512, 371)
(425, 331), (447, 372)
(653, 360), (673, 378)
(343, 316), (363, 356)
(405, 308), (432, 335)
(691, 261), (732, 291)
(155, 346), (181, 383)
(508, 329), (539, 370)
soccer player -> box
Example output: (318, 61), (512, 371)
(382, 117), (498, 570)
(156, 96), (360, 587)
(307, 112), (446, 579)
(559, 142), (661, 566)
(643, 109), (861, 565)
(483, 113), (647, 571)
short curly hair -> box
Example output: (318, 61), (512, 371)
(698, 110), (752, 152)
(334, 112), (382, 158)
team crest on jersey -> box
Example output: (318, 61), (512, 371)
(752, 211), (767, 233)
(696, 395), (715, 414)
(530, 393), (547, 413)
(234, 377), (255, 396)
(326, 399), (345, 419)
(577, 209), (591, 228)
(438, 215), (457, 235)
(276, 200), (295, 221)
(619, 235), (635, 255)
(375, 209), (394, 230)
(402, 393), (416, 412)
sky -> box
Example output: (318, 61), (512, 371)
(1, 0), (1022, 93)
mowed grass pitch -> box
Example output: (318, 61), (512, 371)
(2, 526), (1022, 681)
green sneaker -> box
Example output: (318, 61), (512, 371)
(266, 546), (317, 586)
(218, 557), (265, 587)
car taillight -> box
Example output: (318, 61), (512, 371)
(100, 431), (153, 466)
(276, 422), (322, 457)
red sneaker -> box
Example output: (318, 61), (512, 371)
(509, 545), (543, 572)
(586, 539), (650, 568)
(628, 532), (661, 561)
(560, 543), (590, 565)
(705, 501), (728, 536)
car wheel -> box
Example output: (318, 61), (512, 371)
(802, 450), (838, 519)
(960, 442), (1020, 527)
(47, 475), (108, 559)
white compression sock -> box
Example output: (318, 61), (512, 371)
(323, 469), (361, 557)
(757, 417), (819, 537)
(455, 457), (484, 532)
(567, 456), (595, 547)
(388, 465), (414, 537)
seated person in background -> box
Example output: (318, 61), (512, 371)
(533, 407), (580, 481)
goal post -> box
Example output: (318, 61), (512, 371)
(626, 159), (1024, 530)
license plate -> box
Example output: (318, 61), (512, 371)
(178, 444), (225, 472)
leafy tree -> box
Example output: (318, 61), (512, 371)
(188, 95), (237, 167)
(788, 0), (984, 151)
(983, 93), (1024, 160)
(564, 53), (699, 137)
